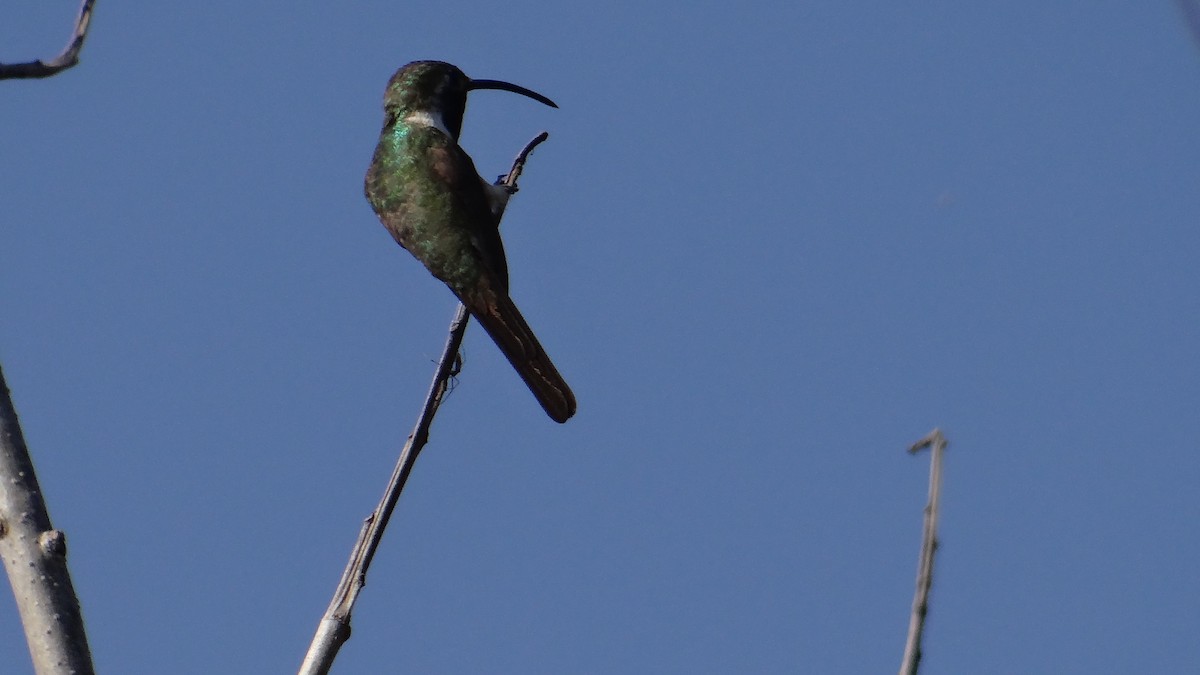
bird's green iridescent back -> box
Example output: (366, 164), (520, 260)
(365, 118), (501, 292)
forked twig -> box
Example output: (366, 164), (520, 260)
(0, 0), (97, 80)
(298, 132), (550, 675)
(899, 428), (948, 675)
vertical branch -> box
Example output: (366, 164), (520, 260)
(298, 133), (550, 675)
(0, 365), (96, 675)
(0, 0), (97, 80)
(899, 428), (948, 675)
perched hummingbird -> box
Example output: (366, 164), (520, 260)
(364, 61), (576, 423)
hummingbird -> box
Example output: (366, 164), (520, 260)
(364, 61), (576, 423)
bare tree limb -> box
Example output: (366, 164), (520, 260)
(298, 132), (550, 675)
(0, 365), (96, 675)
(899, 428), (948, 675)
(1, 6), (101, 669)
(0, 0), (97, 80)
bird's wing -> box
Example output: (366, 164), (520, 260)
(427, 140), (510, 290)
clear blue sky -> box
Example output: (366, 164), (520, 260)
(3, 2), (1199, 673)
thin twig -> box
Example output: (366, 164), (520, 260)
(298, 132), (550, 675)
(499, 131), (549, 186)
(899, 428), (948, 675)
(0, 0), (97, 80)
(0, 365), (96, 675)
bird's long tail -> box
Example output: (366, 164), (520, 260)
(456, 286), (576, 423)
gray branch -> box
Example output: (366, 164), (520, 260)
(0, 365), (96, 674)
(899, 428), (948, 675)
(0, 0), (97, 80)
(298, 133), (550, 675)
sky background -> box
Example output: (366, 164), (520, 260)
(3, 2), (1199, 673)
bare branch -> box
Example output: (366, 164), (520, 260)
(298, 133), (551, 675)
(899, 428), (948, 675)
(0, 365), (96, 674)
(0, 0), (97, 80)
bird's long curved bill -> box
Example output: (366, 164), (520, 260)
(468, 79), (558, 108)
